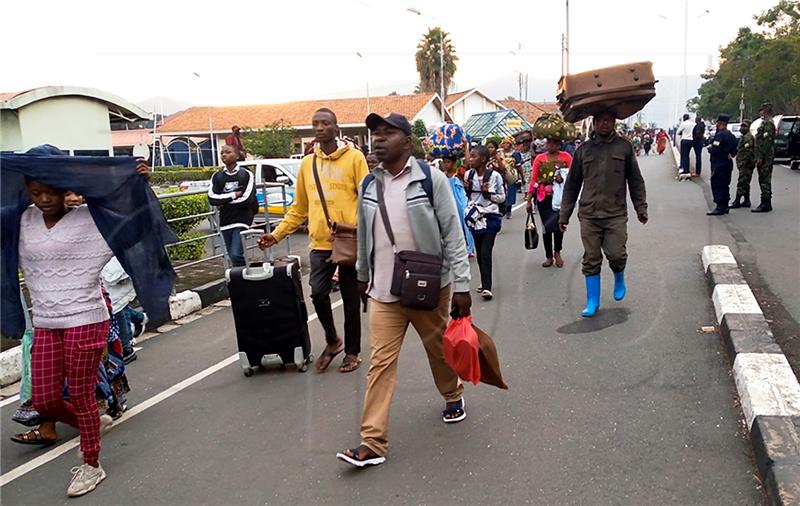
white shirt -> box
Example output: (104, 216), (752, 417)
(676, 119), (695, 141)
(368, 164), (418, 303)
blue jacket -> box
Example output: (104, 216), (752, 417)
(1, 147), (177, 338)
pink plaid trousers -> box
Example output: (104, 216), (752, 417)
(31, 321), (108, 465)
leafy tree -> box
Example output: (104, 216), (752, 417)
(242, 120), (296, 158)
(414, 27), (458, 100)
(412, 119), (428, 138)
(691, 2), (800, 118)
(388, 91), (399, 96)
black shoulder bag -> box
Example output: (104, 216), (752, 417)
(375, 176), (442, 310)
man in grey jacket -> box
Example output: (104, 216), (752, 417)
(336, 112), (472, 468)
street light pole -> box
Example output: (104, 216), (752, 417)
(193, 72), (216, 166)
(357, 52), (372, 149)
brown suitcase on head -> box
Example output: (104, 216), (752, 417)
(557, 61), (657, 122)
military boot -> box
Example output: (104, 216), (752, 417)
(751, 197), (772, 213)
(729, 194), (743, 208)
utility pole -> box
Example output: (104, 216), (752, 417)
(440, 27), (445, 121)
(740, 76), (746, 123)
(565, 0), (570, 74)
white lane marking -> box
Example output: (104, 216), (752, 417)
(0, 394), (20, 408)
(512, 202), (527, 212)
(712, 284), (763, 324)
(0, 298), (342, 487)
(701, 245), (737, 272)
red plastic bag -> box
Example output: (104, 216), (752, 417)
(443, 316), (481, 385)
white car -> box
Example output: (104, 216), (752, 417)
(179, 180), (212, 192)
(236, 158), (301, 214)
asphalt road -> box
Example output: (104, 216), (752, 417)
(1, 152), (765, 505)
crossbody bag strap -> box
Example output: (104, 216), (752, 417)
(312, 155), (333, 229)
(374, 177), (397, 252)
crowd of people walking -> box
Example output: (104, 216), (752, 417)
(13, 94), (788, 492)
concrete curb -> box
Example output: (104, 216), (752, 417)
(703, 245), (800, 504)
(0, 278), (231, 388)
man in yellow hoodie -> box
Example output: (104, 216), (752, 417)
(259, 108), (369, 373)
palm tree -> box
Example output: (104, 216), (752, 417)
(414, 27), (458, 100)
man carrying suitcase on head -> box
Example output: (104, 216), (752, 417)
(259, 108), (369, 374)
(559, 110), (648, 318)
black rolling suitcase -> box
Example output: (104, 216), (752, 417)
(226, 230), (313, 376)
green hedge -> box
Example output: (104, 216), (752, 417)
(159, 194), (209, 235)
(150, 169), (216, 186)
(159, 194), (210, 261)
(167, 231), (207, 262)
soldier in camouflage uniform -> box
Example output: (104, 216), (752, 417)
(730, 120), (755, 208)
(752, 102), (776, 213)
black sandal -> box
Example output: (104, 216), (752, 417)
(10, 429), (58, 446)
(336, 445), (386, 468)
(315, 342), (344, 372)
(442, 398), (467, 424)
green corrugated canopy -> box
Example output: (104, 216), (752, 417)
(463, 109), (532, 143)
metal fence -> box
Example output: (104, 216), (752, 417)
(157, 182), (292, 272)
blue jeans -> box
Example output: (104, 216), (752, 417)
(679, 140), (693, 174)
(115, 306), (144, 354)
(505, 182), (518, 214)
(221, 228), (246, 267)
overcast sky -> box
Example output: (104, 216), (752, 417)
(2, 0), (777, 112)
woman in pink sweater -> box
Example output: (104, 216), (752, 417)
(18, 163), (148, 498)
(526, 139), (573, 268)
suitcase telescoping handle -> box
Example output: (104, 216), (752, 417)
(240, 229), (272, 265)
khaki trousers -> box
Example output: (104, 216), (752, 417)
(579, 216), (628, 276)
(360, 286), (464, 456)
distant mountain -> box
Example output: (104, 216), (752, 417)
(136, 96), (194, 116)
(476, 72), (705, 128)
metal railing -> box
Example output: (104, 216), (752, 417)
(157, 182), (292, 272)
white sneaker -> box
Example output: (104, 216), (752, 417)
(67, 463), (106, 497)
(481, 290), (494, 300)
(100, 414), (114, 435)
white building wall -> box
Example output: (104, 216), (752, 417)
(416, 102), (445, 127)
(17, 97), (112, 154)
(0, 110), (22, 151)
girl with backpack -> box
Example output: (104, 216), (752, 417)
(464, 145), (506, 300)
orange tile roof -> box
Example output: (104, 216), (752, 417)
(500, 99), (561, 124)
(159, 93), (440, 133)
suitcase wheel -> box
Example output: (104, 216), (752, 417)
(297, 354), (313, 373)
(243, 367), (255, 377)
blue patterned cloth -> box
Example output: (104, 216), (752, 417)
(430, 124), (466, 159)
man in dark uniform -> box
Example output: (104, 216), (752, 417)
(752, 102), (776, 213)
(730, 121), (755, 208)
(559, 110), (648, 318)
(706, 114), (738, 216)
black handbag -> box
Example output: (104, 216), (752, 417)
(524, 210), (539, 250)
(376, 177), (442, 310)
